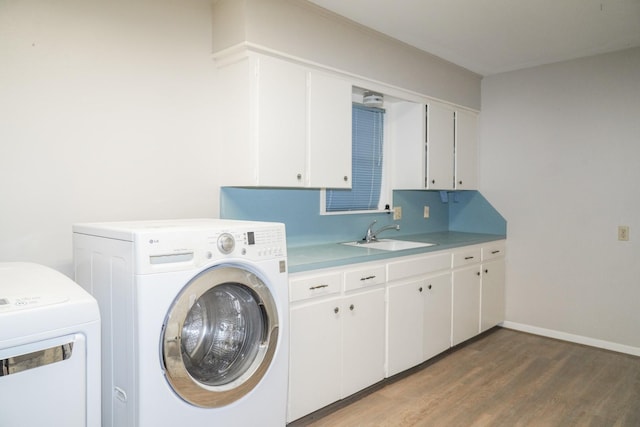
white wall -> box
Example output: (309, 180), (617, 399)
(480, 48), (640, 350)
(0, 0), (220, 275)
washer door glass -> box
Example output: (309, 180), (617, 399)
(161, 266), (279, 408)
(181, 283), (263, 386)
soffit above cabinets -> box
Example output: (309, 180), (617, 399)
(309, 0), (640, 76)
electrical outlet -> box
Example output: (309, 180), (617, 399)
(423, 205), (430, 218)
(393, 206), (402, 220)
(618, 225), (630, 241)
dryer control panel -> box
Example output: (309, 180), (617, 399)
(0, 295), (69, 313)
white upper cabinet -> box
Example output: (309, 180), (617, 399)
(308, 71), (352, 188)
(256, 55), (308, 187)
(216, 53), (351, 188)
(454, 109), (478, 190)
(390, 100), (478, 190)
(427, 102), (456, 190)
(388, 101), (426, 189)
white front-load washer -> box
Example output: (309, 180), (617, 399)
(73, 219), (288, 427)
(0, 262), (101, 427)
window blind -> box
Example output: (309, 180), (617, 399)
(326, 104), (385, 212)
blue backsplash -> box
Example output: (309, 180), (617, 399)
(220, 188), (506, 247)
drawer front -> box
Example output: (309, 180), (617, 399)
(482, 241), (506, 261)
(290, 272), (342, 302)
(387, 252), (451, 282)
(452, 247), (482, 268)
(344, 265), (386, 291)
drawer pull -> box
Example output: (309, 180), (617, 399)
(349, 304), (355, 311)
(309, 284), (329, 290)
(334, 307), (339, 314)
(491, 250), (501, 254)
(360, 275), (377, 281)
(464, 256), (475, 260)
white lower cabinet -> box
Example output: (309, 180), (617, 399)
(341, 287), (386, 397)
(387, 278), (425, 376)
(451, 241), (507, 345)
(287, 267), (385, 422)
(385, 251), (452, 377)
(288, 296), (342, 422)
(451, 264), (482, 346)
(480, 241), (506, 332)
(422, 272), (453, 360)
(387, 271), (452, 376)
(451, 246), (482, 346)
(288, 240), (505, 422)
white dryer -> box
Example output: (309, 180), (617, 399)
(73, 219), (288, 427)
(0, 262), (101, 427)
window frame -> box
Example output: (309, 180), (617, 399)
(320, 102), (392, 215)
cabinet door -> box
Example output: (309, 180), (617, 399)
(481, 258), (506, 332)
(256, 56), (308, 187)
(454, 109), (478, 190)
(422, 272), (452, 360)
(426, 102), (455, 190)
(386, 279), (424, 376)
(341, 288), (385, 397)
(288, 297), (342, 422)
(389, 101), (425, 189)
(308, 71), (352, 188)
(451, 265), (481, 346)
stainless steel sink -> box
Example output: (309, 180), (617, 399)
(341, 239), (436, 251)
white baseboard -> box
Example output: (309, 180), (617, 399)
(501, 321), (640, 357)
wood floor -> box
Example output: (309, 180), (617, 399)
(293, 328), (640, 427)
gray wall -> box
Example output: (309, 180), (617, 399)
(480, 47), (640, 351)
(0, 0), (220, 274)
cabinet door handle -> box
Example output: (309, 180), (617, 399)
(491, 250), (501, 254)
(360, 275), (376, 281)
(476, 271), (481, 276)
(458, 180), (463, 185)
(309, 284), (328, 290)
(465, 256), (475, 260)
(296, 173), (302, 180)
(419, 286), (423, 292)
(428, 284), (432, 290)
(343, 176), (349, 182)
(431, 179), (436, 184)
(349, 304), (354, 311)
(334, 307), (340, 314)
(484, 269), (489, 274)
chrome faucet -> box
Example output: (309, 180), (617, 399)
(363, 220), (400, 243)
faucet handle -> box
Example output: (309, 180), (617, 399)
(363, 220), (377, 242)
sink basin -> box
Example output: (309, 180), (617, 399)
(341, 239), (436, 251)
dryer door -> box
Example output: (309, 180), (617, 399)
(161, 265), (279, 407)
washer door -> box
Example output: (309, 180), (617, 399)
(161, 265), (279, 407)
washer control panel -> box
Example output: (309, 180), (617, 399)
(209, 227), (286, 259)
(136, 222), (287, 273)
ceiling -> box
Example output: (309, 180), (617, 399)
(309, 0), (640, 76)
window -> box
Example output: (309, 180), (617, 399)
(324, 104), (386, 213)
